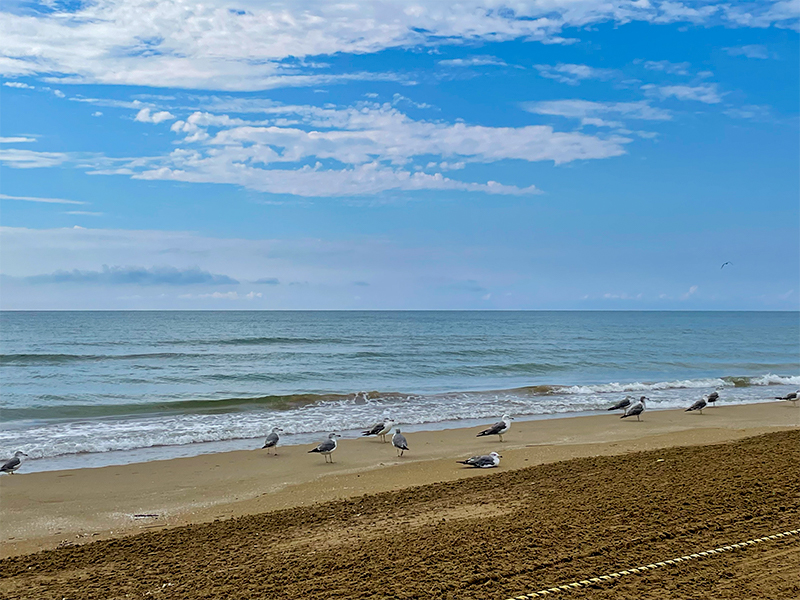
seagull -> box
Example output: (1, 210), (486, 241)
(261, 427), (283, 454)
(686, 397), (707, 414)
(621, 397), (647, 421)
(721, 262), (731, 269)
(775, 391), (799, 406)
(706, 391), (720, 407)
(477, 414), (513, 442)
(457, 452), (502, 469)
(607, 396), (634, 411)
(362, 418), (395, 443)
(392, 428), (409, 457)
(309, 433), (341, 463)
(0, 451), (28, 475)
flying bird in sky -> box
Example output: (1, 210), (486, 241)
(721, 262), (731, 269)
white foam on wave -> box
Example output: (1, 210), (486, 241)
(2, 373), (797, 464)
(749, 373), (800, 386)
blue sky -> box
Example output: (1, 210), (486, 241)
(0, 1), (798, 310)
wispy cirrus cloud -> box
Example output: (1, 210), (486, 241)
(0, 193), (86, 205)
(641, 60), (691, 75)
(534, 63), (615, 85)
(438, 55), (507, 67)
(642, 83), (724, 104)
(0, 149), (69, 168)
(724, 44), (774, 59)
(523, 99), (671, 128)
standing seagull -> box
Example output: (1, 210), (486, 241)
(775, 391), (799, 406)
(261, 427), (283, 454)
(621, 397), (647, 421)
(706, 391), (720, 407)
(392, 428), (409, 457)
(0, 451), (28, 475)
(686, 397), (707, 414)
(362, 418), (395, 443)
(477, 414), (513, 442)
(607, 396), (634, 411)
(457, 452), (502, 469)
(309, 433), (341, 463)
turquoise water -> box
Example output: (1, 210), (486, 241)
(1, 311), (798, 471)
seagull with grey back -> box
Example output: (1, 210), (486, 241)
(686, 397), (707, 414)
(621, 397), (647, 421)
(775, 390), (799, 406)
(392, 428), (409, 457)
(1, 451), (28, 475)
(457, 452), (502, 469)
(362, 418), (395, 443)
(309, 433), (341, 463)
(261, 427), (282, 454)
(706, 391), (720, 407)
(607, 396), (634, 411)
(477, 414), (513, 442)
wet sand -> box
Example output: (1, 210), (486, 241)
(1, 401), (797, 560)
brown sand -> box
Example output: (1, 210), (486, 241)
(0, 428), (798, 599)
(1, 402), (797, 560)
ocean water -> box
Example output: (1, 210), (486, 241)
(1, 311), (798, 473)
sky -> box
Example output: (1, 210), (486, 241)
(0, 0), (798, 310)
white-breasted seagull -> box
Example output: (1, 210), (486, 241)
(309, 433), (341, 463)
(457, 452), (502, 468)
(362, 418), (395, 443)
(477, 414), (513, 442)
(1, 451), (28, 475)
(262, 427), (283, 454)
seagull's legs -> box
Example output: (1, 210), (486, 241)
(499, 434), (504, 442)
(637, 415), (640, 422)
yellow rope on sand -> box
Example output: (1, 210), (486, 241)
(506, 529), (799, 600)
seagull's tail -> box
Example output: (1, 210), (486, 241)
(476, 431), (488, 437)
(456, 460), (470, 465)
(308, 448), (320, 453)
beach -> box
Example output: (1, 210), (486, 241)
(2, 401), (798, 598)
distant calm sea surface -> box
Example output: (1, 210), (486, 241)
(1, 311), (798, 472)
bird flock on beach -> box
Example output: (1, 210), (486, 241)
(2, 390), (798, 475)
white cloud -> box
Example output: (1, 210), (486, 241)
(0, 136), (36, 143)
(534, 63), (615, 85)
(642, 60), (691, 75)
(523, 99), (672, 123)
(179, 291), (263, 300)
(3, 81), (34, 89)
(92, 111), (103, 117)
(642, 83), (724, 103)
(0, 193), (86, 205)
(0, 1), (795, 91)
(65, 211), (104, 216)
(0, 149), (69, 168)
(438, 55), (507, 67)
(724, 45), (773, 59)
(109, 100), (631, 196)
(681, 284), (698, 300)
(723, 104), (771, 120)
(135, 108), (175, 124)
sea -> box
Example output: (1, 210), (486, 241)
(1, 311), (798, 473)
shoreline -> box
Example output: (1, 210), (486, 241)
(1, 401), (798, 558)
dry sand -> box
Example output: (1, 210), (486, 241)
(1, 401), (797, 560)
